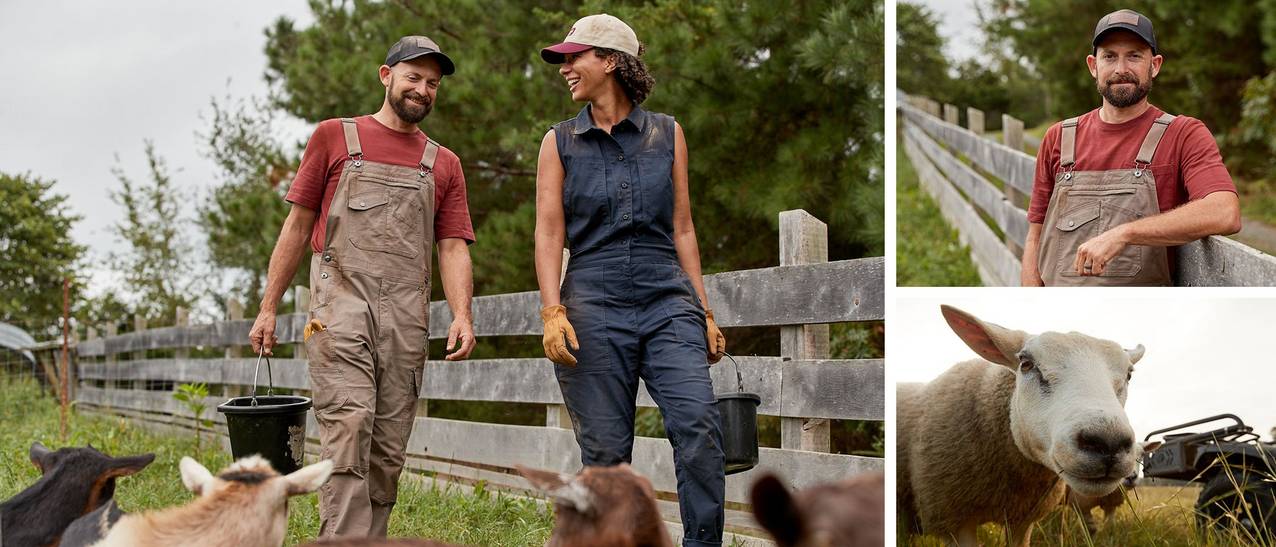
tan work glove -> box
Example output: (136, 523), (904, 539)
(705, 308), (726, 364)
(541, 305), (579, 366)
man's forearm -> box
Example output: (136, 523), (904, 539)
(1112, 191), (1241, 247)
(437, 239), (473, 321)
(1020, 223), (1044, 286)
(260, 210), (315, 312)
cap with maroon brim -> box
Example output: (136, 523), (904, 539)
(541, 42), (595, 64)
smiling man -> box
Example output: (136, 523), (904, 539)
(1021, 9), (1241, 286)
(248, 35), (476, 538)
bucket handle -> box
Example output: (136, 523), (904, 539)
(722, 352), (744, 393)
(251, 348), (276, 406)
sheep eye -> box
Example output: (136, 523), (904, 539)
(1019, 360), (1034, 373)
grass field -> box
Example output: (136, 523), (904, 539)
(895, 133), (983, 286)
(0, 376), (554, 546)
(900, 484), (1276, 546)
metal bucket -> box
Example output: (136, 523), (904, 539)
(714, 354), (761, 475)
(217, 352), (311, 474)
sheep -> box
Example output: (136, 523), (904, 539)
(1064, 440), (1161, 536)
(897, 305), (1146, 547)
(90, 455), (332, 547)
(0, 442), (154, 547)
(299, 540), (459, 546)
(749, 471), (885, 547)
(516, 464), (672, 547)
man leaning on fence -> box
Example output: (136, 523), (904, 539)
(247, 35), (477, 538)
(1020, 9), (1240, 287)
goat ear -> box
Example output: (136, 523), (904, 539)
(1141, 440), (1162, 454)
(284, 459), (334, 496)
(940, 305), (1026, 368)
(29, 441), (52, 472)
(516, 465), (593, 514)
(750, 473), (805, 545)
(106, 453), (156, 478)
(180, 457), (214, 496)
(1125, 344), (1145, 365)
(516, 465), (571, 492)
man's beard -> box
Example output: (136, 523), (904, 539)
(389, 82), (432, 124)
(1097, 68), (1153, 108)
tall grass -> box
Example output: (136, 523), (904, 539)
(0, 376), (554, 546)
(896, 133), (982, 287)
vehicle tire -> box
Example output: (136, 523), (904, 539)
(1196, 468), (1276, 542)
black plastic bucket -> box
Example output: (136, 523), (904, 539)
(714, 354), (761, 475)
(216, 353), (311, 474)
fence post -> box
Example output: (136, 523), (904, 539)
(82, 327), (96, 395)
(943, 104), (960, 126)
(132, 315), (147, 390)
(174, 307), (189, 360)
(1001, 114), (1030, 258)
(779, 209), (831, 453)
(294, 287), (310, 361)
(548, 249), (572, 428)
(104, 322), (117, 390)
(225, 298), (245, 397)
(967, 107), (985, 135)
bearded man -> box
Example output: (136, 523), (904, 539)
(1021, 9), (1240, 286)
(248, 35), (476, 537)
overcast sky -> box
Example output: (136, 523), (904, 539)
(0, 1), (314, 298)
(908, 0), (983, 64)
(892, 290), (1276, 442)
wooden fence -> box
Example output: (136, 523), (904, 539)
(900, 93), (1276, 286)
(63, 209), (883, 543)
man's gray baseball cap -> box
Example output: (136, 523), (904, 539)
(385, 35), (455, 75)
(1093, 9), (1157, 54)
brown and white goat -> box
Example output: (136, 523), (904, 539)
(750, 471), (885, 547)
(300, 539), (460, 546)
(0, 442), (154, 547)
(91, 455), (332, 547)
(517, 464), (672, 547)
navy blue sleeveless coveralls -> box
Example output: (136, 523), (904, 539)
(553, 104), (726, 546)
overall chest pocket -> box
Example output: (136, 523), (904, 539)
(1053, 188), (1145, 278)
(638, 152), (674, 222)
(346, 173), (427, 259)
(563, 158), (610, 223)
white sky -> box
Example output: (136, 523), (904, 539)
(908, 0), (983, 64)
(0, 1), (315, 300)
(891, 290), (1276, 443)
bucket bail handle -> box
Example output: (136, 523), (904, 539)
(252, 348), (276, 406)
(722, 352), (744, 393)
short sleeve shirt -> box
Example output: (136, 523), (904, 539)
(1029, 105), (1236, 224)
(285, 115), (475, 252)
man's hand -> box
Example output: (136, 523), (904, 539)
(249, 310), (279, 356)
(444, 316), (476, 361)
(705, 309), (726, 364)
(1074, 225), (1130, 276)
(541, 305), (579, 366)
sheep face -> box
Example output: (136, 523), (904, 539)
(941, 305), (1144, 498)
(179, 456), (333, 546)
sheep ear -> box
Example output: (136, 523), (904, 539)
(106, 453), (156, 478)
(30, 441), (52, 472)
(285, 460), (334, 496)
(516, 465), (593, 514)
(1125, 344), (1145, 365)
(940, 305), (1026, 368)
(749, 474), (804, 545)
(180, 457), (214, 496)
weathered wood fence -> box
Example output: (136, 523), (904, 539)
(65, 209), (883, 542)
(900, 93), (1276, 286)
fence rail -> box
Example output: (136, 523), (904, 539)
(900, 93), (1276, 286)
(59, 208), (883, 541)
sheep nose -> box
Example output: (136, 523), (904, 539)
(1075, 429), (1133, 461)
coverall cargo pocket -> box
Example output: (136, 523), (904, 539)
(305, 327), (349, 413)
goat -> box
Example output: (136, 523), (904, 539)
(750, 471), (885, 547)
(0, 442), (153, 547)
(517, 464), (672, 547)
(91, 455), (332, 547)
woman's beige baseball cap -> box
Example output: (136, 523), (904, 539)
(540, 14), (640, 64)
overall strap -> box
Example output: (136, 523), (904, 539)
(1059, 117), (1080, 169)
(340, 118), (363, 158)
(419, 138), (441, 175)
(1136, 113), (1176, 165)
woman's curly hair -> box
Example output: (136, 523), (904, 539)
(595, 44), (655, 105)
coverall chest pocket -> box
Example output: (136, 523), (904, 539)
(563, 158), (610, 224)
(638, 152), (673, 224)
(347, 174), (425, 259)
(1053, 190), (1144, 278)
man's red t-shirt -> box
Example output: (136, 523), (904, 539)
(286, 115), (475, 252)
(1029, 105), (1236, 224)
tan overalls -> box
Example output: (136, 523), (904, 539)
(303, 118), (437, 537)
(1037, 113), (1175, 286)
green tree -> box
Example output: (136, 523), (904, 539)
(896, 2), (952, 101)
(108, 143), (202, 325)
(0, 172), (85, 335)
